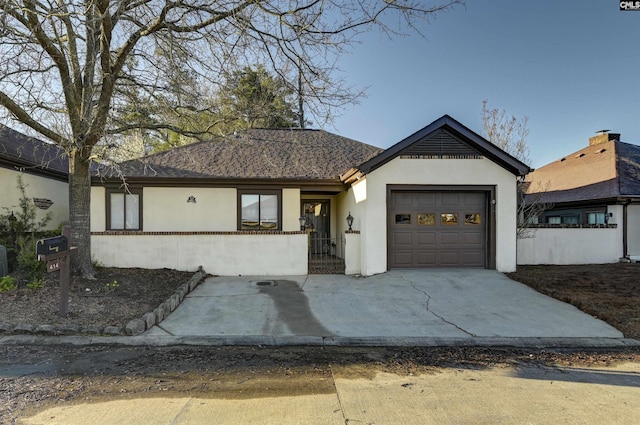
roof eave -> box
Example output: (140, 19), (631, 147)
(357, 115), (531, 177)
(92, 176), (348, 192)
(0, 156), (68, 182)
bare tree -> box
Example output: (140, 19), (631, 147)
(481, 100), (551, 238)
(0, 0), (463, 277)
(481, 100), (530, 165)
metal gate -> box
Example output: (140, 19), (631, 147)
(308, 235), (345, 274)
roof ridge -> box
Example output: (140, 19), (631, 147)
(614, 140), (622, 196)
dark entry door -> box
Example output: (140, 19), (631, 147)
(302, 200), (330, 254)
(388, 191), (487, 268)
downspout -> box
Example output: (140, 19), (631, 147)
(623, 200), (630, 258)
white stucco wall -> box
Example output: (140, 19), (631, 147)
(90, 185), (307, 275)
(336, 180), (364, 236)
(90, 186), (106, 232)
(627, 205), (640, 258)
(356, 157), (518, 275)
(91, 186), (303, 232)
(283, 188), (302, 232)
(517, 228), (622, 264)
(92, 233), (308, 275)
(144, 187), (236, 231)
(0, 168), (68, 230)
(344, 232), (361, 275)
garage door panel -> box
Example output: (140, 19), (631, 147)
(389, 190), (488, 268)
(441, 193), (460, 205)
(415, 252), (437, 265)
(416, 232), (436, 245)
(393, 232), (413, 245)
(392, 252), (413, 267)
(415, 192), (437, 206)
(439, 251), (461, 266)
(393, 192), (412, 206)
(463, 192), (484, 206)
(462, 252), (483, 266)
(440, 232), (460, 245)
(462, 232), (484, 246)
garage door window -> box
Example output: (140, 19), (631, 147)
(418, 213), (435, 225)
(441, 213), (458, 225)
(395, 214), (412, 224)
(464, 213), (482, 225)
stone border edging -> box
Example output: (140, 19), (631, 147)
(1, 334), (639, 349)
(0, 266), (207, 337)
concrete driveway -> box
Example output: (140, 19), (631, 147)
(145, 269), (625, 346)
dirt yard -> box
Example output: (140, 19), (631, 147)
(0, 264), (638, 339)
(0, 267), (195, 331)
(507, 263), (640, 340)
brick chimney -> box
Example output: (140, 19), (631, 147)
(589, 130), (620, 146)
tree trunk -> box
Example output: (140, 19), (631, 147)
(68, 150), (95, 279)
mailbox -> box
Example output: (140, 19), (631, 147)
(36, 235), (68, 257)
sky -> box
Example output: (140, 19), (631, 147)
(331, 0), (640, 168)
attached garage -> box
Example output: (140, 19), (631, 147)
(388, 188), (493, 268)
(346, 115), (530, 275)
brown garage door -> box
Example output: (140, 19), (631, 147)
(389, 191), (487, 268)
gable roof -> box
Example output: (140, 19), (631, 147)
(524, 139), (640, 204)
(0, 125), (68, 181)
(352, 115), (531, 178)
(113, 128), (383, 182)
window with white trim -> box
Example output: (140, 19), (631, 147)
(587, 212), (606, 224)
(108, 189), (141, 230)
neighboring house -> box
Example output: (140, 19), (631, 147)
(519, 131), (640, 264)
(0, 125), (69, 229)
(91, 115), (529, 276)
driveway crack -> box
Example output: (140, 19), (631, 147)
(330, 366), (349, 424)
(409, 282), (477, 337)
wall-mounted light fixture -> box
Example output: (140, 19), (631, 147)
(298, 215), (306, 231)
(187, 195), (197, 204)
(346, 211), (354, 231)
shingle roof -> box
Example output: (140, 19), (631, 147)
(115, 128), (384, 180)
(355, 115), (531, 177)
(524, 139), (640, 204)
(0, 125), (68, 177)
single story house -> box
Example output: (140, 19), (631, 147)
(519, 131), (640, 264)
(0, 125), (69, 229)
(91, 115), (530, 276)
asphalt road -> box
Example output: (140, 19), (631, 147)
(2, 345), (640, 424)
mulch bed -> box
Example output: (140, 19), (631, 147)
(0, 267), (195, 331)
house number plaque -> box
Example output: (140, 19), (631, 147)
(36, 226), (74, 316)
(46, 258), (62, 273)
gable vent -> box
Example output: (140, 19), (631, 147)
(400, 129), (483, 159)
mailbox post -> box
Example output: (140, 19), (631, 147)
(37, 225), (72, 316)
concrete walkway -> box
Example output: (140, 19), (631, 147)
(140, 269), (627, 347)
(20, 361), (640, 425)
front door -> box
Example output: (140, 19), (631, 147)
(301, 200), (330, 255)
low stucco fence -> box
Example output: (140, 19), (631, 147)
(517, 225), (622, 265)
(92, 231), (308, 275)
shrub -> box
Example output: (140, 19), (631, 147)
(0, 276), (16, 293)
(26, 277), (44, 290)
(0, 175), (54, 279)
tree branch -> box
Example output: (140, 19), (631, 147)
(0, 89), (64, 144)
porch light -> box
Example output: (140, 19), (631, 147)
(187, 195), (196, 204)
(299, 215), (306, 231)
(346, 211), (354, 231)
